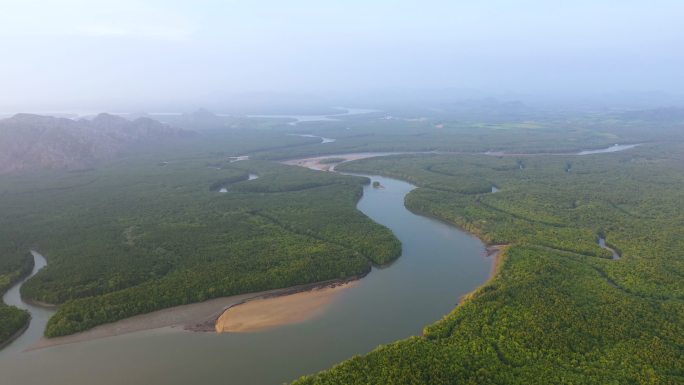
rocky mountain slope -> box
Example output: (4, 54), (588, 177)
(0, 113), (191, 174)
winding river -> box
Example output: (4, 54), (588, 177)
(483, 143), (639, 157)
(0, 141), (638, 384)
(248, 107), (378, 126)
(598, 237), (621, 260)
(0, 173), (491, 385)
(289, 133), (336, 143)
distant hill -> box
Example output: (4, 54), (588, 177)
(181, 108), (224, 127)
(187, 108), (219, 121)
(618, 107), (684, 122)
(166, 108), (225, 129)
(436, 98), (536, 122)
(0, 113), (192, 174)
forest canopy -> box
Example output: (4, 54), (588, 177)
(0, 157), (400, 337)
(294, 143), (684, 384)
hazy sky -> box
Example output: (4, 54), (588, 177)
(1, 0), (683, 110)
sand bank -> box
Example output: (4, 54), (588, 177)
(216, 281), (355, 333)
(281, 152), (402, 171)
(30, 277), (361, 350)
(28, 290), (273, 351)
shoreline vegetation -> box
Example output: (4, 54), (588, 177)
(21, 297), (58, 310)
(29, 274), (366, 350)
(0, 320), (30, 351)
(459, 245), (508, 306)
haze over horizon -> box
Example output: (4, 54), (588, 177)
(2, 0), (684, 111)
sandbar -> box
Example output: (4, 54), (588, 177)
(215, 281), (355, 333)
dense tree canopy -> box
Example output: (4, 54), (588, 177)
(0, 158), (399, 337)
(295, 143), (684, 384)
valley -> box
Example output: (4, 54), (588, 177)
(0, 107), (682, 384)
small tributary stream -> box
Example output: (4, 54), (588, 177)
(0, 251), (55, 358)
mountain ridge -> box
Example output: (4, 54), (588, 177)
(0, 113), (192, 174)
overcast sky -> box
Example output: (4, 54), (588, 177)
(1, 0), (683, 111)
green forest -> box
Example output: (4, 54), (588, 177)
(0, 156), (399, 338)
(294, 142), (684, 384)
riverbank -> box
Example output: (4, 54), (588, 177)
(29, 290), (272, 350)
(0, 321), (30, 351)
(484, 245), (508, 289)
(458, 245), (506, 306)
(21, 298), (58, 310)
(29, 274), (366, 350)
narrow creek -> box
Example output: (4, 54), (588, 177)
(598, 237), (621, 260)
(289, 134), (336, 143)
(0, 251), (54, 359)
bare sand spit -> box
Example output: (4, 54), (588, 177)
(281, 152), (402, 171)
(29, 290), (276, 351)
(30, 278), (361, 351)
(216, 281), (355, 333)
